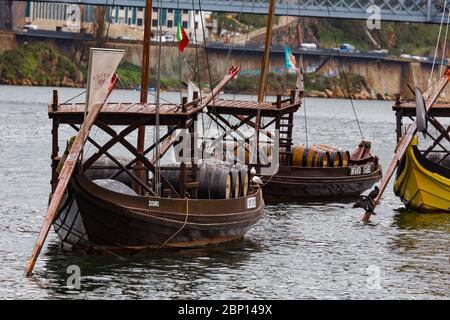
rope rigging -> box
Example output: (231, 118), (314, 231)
(325, 0), (365, 140)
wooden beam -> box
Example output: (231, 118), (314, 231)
(26, 103), (104, 276)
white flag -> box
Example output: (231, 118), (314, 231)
(85, 48), (125, 112)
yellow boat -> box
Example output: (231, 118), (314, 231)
(394, 136), (450, 212)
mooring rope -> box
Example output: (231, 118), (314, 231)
(161, 198), (189, 247)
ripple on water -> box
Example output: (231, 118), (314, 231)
(0, 86), (449, 299)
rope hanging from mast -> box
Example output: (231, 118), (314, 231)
(429, 0), (448, 87)
(325, 0), (364, 140)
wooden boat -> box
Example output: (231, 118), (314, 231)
(394, 136), (450, 212)
(392, 95), (450, 213)
(47, 85), (264, 251)
(26, 0), (271, 275)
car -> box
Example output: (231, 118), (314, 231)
(164, 34), (174, 42)
(22, 24), (38, 32)
(400, 53), (412, 59)
(301, 43), (317, 50)
(339, 43), (356, 53)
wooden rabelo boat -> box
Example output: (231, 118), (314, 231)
(204, 27), (382, 204)
(359, 67), (450, 222)
(392, 96), (450, 212)
(25, 0), (278, 276)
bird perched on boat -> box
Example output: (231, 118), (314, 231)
(251, 176), (263, 186)
(353, 186), (379, 214)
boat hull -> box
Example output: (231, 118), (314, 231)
(394, 138), (450, 212)
(262, 164), (382, 203)
(53, 175), (264, 250)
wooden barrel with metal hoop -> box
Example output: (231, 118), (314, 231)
(291, 144), (330, 167)
(238, 166), (249, 197)
(314, 144), (350, 167)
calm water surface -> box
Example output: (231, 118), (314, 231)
(0, 85), (448, 299)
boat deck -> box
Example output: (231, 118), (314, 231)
(48, 102), (202, 125)
(393, 101), (450, 117)
(207, 98), (301, 116)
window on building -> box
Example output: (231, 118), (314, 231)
(167, 20), (173, 28)
(153, 8), (158, 12)
(182, 21), (188, 28)
(138, 7), (143, 12)
(183, 9), (188, 14)
(119, 6), (124, 10)
(137, 18), (143, 26)
(168, 9), (173, 13)
(195, 10), (199, 15)
(194, 21), (199, 29)
(128, 18), (132, 25)
(152, 19), (158, 27)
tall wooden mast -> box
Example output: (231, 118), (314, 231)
(257, 0), (276, 103)
(254, 0), (276, 167)
(136, 0), (153, 194)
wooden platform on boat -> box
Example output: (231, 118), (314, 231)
(206, 98), (300, 116)
(48, 102), (201, 125)
(393, 101), (450, 117)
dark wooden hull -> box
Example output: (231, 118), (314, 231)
(53, 175), (264, 250)
(262, 164), (382, 203)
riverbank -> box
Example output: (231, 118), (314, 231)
(0, 42), (392, 100)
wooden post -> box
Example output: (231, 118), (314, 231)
(52, 90), (58, 111)
(190, 91), (199, 198)
(290, 90), (295, 104)
(51, 118), (59, 192)
(276, 94), (282, 109)
(395, 111), (403, 143)
(182, 96), (187, 113)
(136, 0), (153, 195)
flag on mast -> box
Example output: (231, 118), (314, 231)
(85, 48), (125, 112)
(284, 44), (299, 72)
(176, 23), (190, 53)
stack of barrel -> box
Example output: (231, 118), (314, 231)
(291, 144), (350, 168)
(161, 160), (249, 200)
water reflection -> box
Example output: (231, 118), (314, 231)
(41, 239), (262, 298)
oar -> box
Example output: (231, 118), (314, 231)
(362, 69), (450, 222)
(25, 102), (105, 277)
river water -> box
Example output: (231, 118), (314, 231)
(0, 85), (448, 299)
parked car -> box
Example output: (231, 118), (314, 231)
(301, 43), (317, 51)
(164, 34), (174, 42)
(339, 43), (356, 53)
(22, 24), (38, 32)
(400, 53), (412, 59)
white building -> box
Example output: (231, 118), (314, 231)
(23, 1), (210, 42)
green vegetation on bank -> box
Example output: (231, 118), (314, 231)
(302, 18), (441, 55)
(0, 42), (81, 86)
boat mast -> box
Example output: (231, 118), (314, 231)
(136, 0), (153, 194)
(254, 0), (275, 166)
(257, 0), (275, 103)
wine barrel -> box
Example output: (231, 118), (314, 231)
(238, 167), (249, 197)
(314, 144), (350, 167)
(84, 155), (133, 187)
(197, 162), (233, 199)
(230, 166), (240, 198)
(291, 144), (330, 167)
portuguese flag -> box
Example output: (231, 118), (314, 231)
(176, 23), (189, 53)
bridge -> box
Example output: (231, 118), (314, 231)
(15, 0), (450, 24)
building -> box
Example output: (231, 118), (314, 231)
(21, 1), (211, 42)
